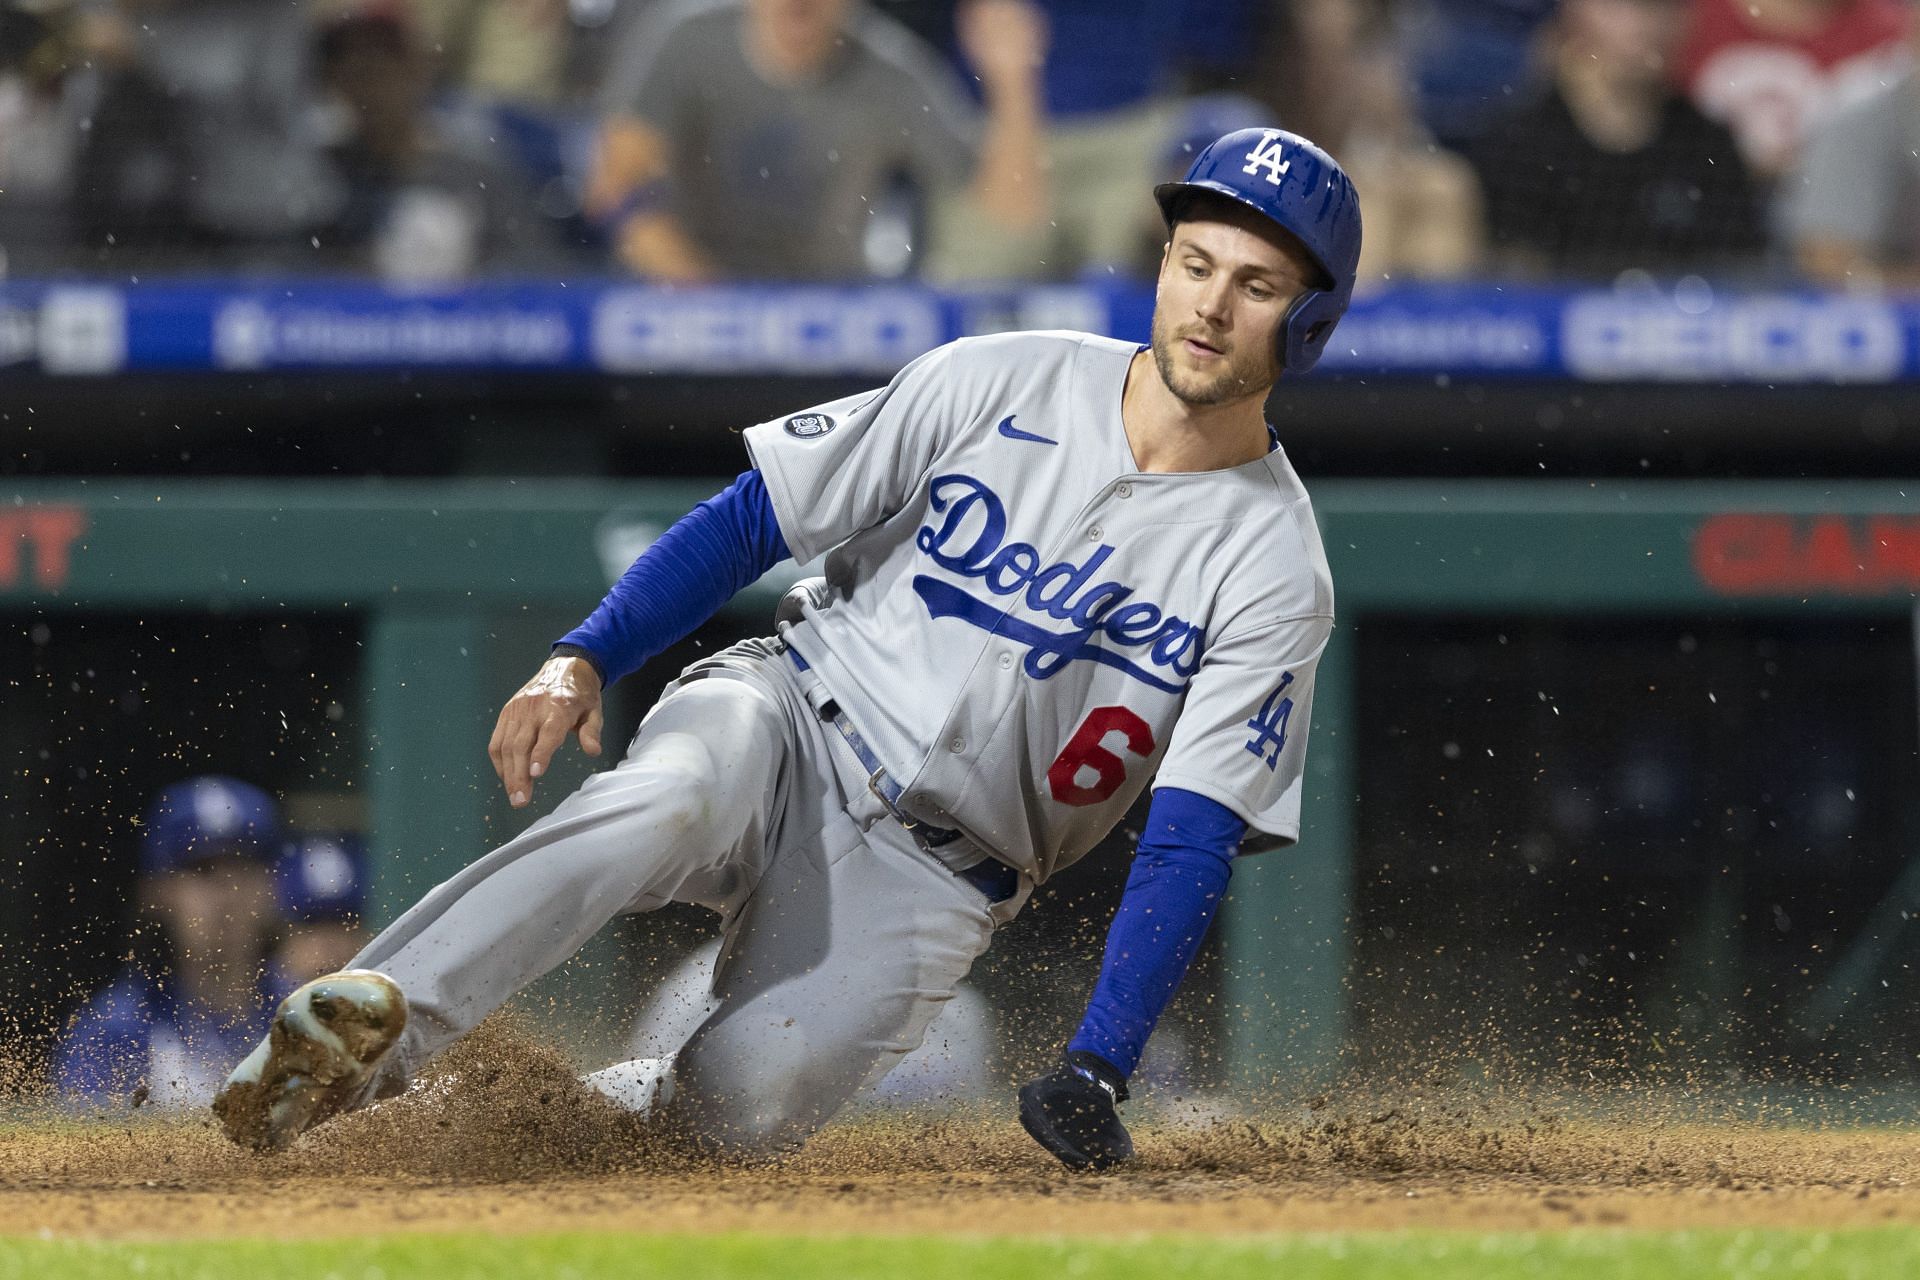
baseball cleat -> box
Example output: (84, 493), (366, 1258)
(581, 1055), (677, 1116)
(211, 968), (407, 1152)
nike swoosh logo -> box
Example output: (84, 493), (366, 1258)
(996, 414), (1058, 446)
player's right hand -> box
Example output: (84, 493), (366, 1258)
(489, 655), (604, 809)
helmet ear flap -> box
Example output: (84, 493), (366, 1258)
(1277, 288), (1345, 375)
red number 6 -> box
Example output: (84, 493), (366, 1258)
(1047, 706), (1155, 807)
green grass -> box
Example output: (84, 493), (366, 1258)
(4, 1230), (1920, 1280)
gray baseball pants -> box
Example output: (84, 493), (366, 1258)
(349, 636), (1029, 1153)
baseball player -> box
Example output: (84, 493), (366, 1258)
(59, 777), (283, 1108)
(212, 127), (1361, 1171)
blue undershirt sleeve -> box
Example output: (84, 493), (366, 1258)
(1067, 786), (1246, 1080)
(553, 469), (791, 687)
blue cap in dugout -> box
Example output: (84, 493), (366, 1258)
(139, 776), (282, 874)
(1153, 127), (1364, 376)
(273, 833), (369, 923)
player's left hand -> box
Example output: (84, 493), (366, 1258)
(1017, 1050), (1133, 1171)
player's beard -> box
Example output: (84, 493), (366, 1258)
(1149, 311), (1279, 407)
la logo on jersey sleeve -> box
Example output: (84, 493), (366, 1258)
(1243, 671), (1295, 770)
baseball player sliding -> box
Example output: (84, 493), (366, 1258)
(212, 128), (1361, 1172)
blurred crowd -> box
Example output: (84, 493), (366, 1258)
(55, 775), (369, 1107)
(0, 0), (1912, 289)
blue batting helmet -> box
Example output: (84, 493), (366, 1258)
(1153, 127), (1363, 376)
(273, 833), (368, 923)
(139, 776), (281, 874)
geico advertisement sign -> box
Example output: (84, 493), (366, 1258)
(1565, 295), (1905, 383)
(591, 288), (941, 375)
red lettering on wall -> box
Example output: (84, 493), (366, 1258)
(1693, 515), (1793, 594)
(1869, 518), (1920, 583)
(0, 506), (88, 590)
(1694, 514), (1920, 596)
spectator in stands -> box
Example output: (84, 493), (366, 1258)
(1398, 0), (1558, 149)
(72, 0), (340, 266)
(923, 0), (1262, 283)
(1784, 13), (1920, 287)
(0, 3), (83, 275)
(1678, 0), (1912, 181)
(1248, 0), (1379, 161)
(1325, 21), (1486, 288)
(1469, 0), (1764, 279)
(310, 6), (571, 281)
(403, 0), (598, 240)
(56, 778), (284, 1108)
(272, 833), (369, 981)
(587, 0), (1047, 282)
(410, 0), (572, 109)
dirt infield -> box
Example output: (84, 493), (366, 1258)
(7, 1027), (1920, 1241)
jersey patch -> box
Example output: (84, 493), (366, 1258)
(1244, 672), (1296, 770)
(784, 413), (836, 439)
(912, 473), (1205, 695)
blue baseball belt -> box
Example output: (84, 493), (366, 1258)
(784, 644), (1020, 904)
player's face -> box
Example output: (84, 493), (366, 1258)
(1150, 213), (1317, 407)
(148, 858), (276, 971)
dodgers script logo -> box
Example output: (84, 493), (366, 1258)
(911, 474), (1204, 694)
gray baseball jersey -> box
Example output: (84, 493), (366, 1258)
(744, 329), (1335, 882)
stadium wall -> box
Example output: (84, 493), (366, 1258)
(7, 478), (1918, 1079)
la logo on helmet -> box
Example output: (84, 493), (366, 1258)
(1241, 130), (1291, 186)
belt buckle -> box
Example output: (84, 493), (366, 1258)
(869, 768), (920, 829)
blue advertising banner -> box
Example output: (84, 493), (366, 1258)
(1, 278), (1914, 383)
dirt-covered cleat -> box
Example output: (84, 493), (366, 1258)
(211, 969), (407, 1152)
(581, 1055), (677, 1117)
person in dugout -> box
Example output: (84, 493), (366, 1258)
(271, 832), (371, 983)
(57, 777), (284, 1109)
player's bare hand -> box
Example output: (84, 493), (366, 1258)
(489, 655), (605, 808)
(957, 0), (1048, 94)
